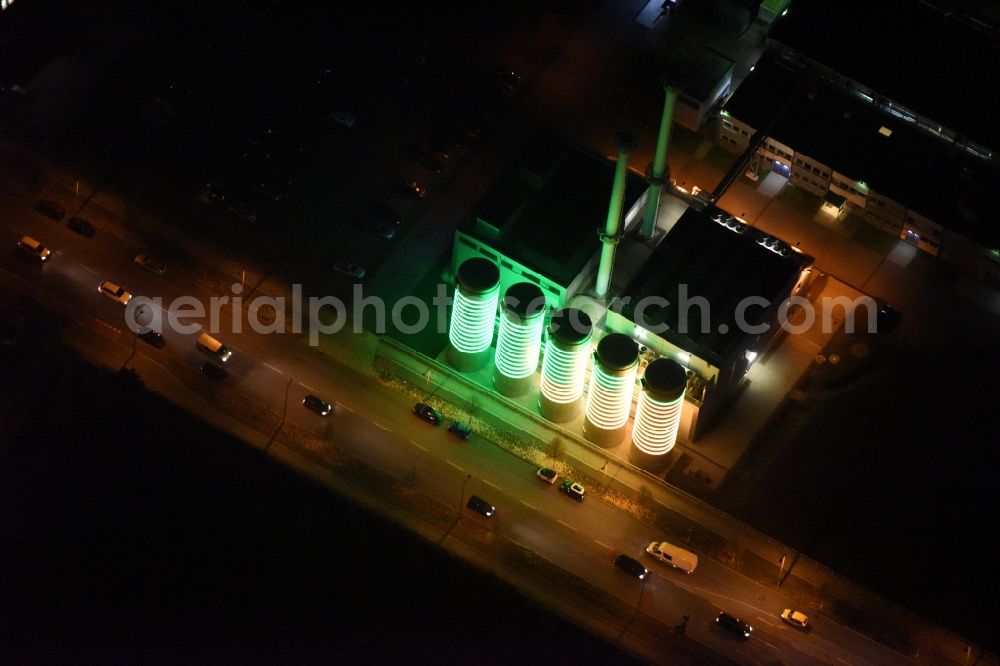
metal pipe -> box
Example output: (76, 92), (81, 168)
(640, 83), (678, 238)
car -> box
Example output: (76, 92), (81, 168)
(536, 467), (558, 484)
(559, 479), (586, 502)
(614, 554), (649, 580)
(200, 361), (228, 381)
(303, 394), (333, 416)
(67, 217), (96, 238)
(780, 609), (809, 629)
(98, 280), (132, 305)
(137, 330), (165, 348)
(332, 110), (356, 128)
(448, 421), (472, 439)
(333, 259), (366, 280)
(877, 303), (902, 333)
(716, 611), (753, 639)
(404, 180), (427, 198)
(493, 69), (523, 96)
(16, 236), (51, 263)
(34, 199), (65, 221)
(369, 202), (405, 225)
(199, 181), (228, 203)
(228, 202), (258, 223)
(466, 495), (495, 518)
(362, 218), (396, 240)
(134, 254), (166, 274)
(417, 154), (444, 174)
(412, 402), (442, 425)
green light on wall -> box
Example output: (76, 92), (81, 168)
(633, 391), (684, 455)
(495, 310), (545, 379)
(585, 361), (637, 430)
(449, 286), (499, 354)
(540, 341), (589, 403)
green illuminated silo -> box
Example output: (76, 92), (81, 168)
(630, 358), (687, 472)
(539, 308), (593, 422)
(584, 333), (639, 448)
(447, 258), (500, 373)
(494, 282), (547, 397)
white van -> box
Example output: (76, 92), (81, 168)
(195, 331), (231, 363)
(645, 540), (698, 574)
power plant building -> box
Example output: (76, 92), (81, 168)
(606, 206), (814, 440)
(450, 133), (648, 311)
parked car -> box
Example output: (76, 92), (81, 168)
(362, 218), (396, 240)
(559, 479), (586, 502)
(303, 394), (333, 416)
(404, 180), (427, 198)
(67, 216), (96, 238)
(200, 361), (228, 381)
(448, 421), (472, 439)
(412, 402), (442, 425)
(134, 254), (166, 274)
(332, 110), (356, 128)
(333, 259), (366, 280)
(228, 202), (258, 223)
(417, 153), (444, 174)
(716, 611), (752, 639)
(369, 202), (405, 225)
(34, 199), (65, 221)
(98, 280), (132, 305)
(137, 330), (166, 348)
(466, 495), (495, 518)
(16, 236), (51, 263)
(780, 609), (809, 629)
(614, 554), (649, 580)
(199, 181), (228, 203)
(536, 467), (558, 484)
(493, 68), (523, 96)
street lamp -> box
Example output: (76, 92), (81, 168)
(458, 473), (472, 515)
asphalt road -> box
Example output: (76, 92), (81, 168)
(1, 187), (914, 666)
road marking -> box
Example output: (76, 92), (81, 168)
(80, 265), (100, 276)
(446, 460), (463, 471)
(409, 439), (427, 451)
(263, 362), (282, 374)
(594, 540), (613, 550)
(300, 383), (318, 392)
(558, 519), (577, 532)
(337, 402), (354, 413)
(519, 500), (538, 510)
(483, 479), (501, 491)
(371, 420), (390, 431)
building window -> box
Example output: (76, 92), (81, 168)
(722, 119), (736, 132)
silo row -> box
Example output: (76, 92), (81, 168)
(446, 258), (685, 470)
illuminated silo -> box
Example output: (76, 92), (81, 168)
(494, 282), (547, 397)
(539, 308), (593, 422)
(447, 258), (500, 373)
(584, 333), (639, 448)
(630, 358), (687, 471)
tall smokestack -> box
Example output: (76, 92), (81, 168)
(595, 132), (636, 298)
(639, 82), (678, 239)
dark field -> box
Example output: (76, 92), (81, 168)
(0, 349), (637, 663)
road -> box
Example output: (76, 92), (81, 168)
(1, 186), (914, 666)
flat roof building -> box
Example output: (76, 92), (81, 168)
(451, 133), (648, 310)
(718, 52), (1000, 265)
(606, 205), (813, 438)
